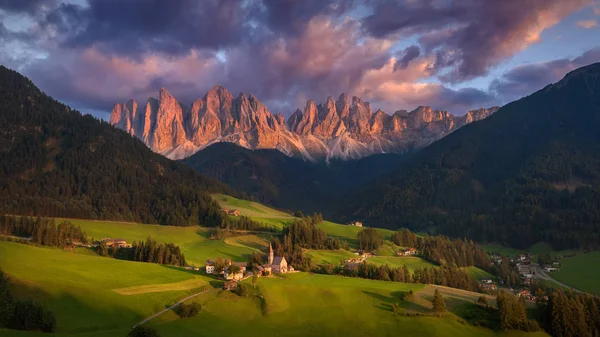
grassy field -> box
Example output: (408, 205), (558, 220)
(58, 218), (268, 266)
(305, 249), (357, 265)
(465, 266), (494, 281)
(212, 194), (295, 231)
(0, 241), (210, 335)
(150, 273), (547, 337)
(366, 256), (436, 270)
(0, 242), (549, 337)
(481, 242), (578, 258)
(317, 221), (396, 248)
(552, 251), (600, 294)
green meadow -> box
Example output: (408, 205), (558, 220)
(212, 193), (296, 230)
(366, 256), (436, 270)
(0, 240), (549, 337)
(552, 251), (600, 294)
(0, 241), (209, 335)
(58, 218), (266, 266)
(317, 221), (396, 248)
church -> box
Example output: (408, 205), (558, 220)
(261, 242), (293, 274)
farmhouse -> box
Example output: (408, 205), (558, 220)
(101, 238), (131, 248)
(398, 248), (417, 256)
(544, 267), (558, 272)
(205, 260), (216, 274)
(223, 209), (241, 216)
(348, 221), (363, 227)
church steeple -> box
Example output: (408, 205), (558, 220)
(268, 242), (274, 265)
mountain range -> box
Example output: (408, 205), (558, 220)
(110, 86), (498, 161)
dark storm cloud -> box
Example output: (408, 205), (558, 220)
(43, 0), (254, 56)
(363, 0), (590, 83)
(490, 47), (600, 102)
(394, 45), (420, 71)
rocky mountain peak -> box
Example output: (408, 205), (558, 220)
(111, 86), (498, 161)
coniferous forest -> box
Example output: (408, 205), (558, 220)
(0, 65), (228, 227)
(337, 64), (600, 250)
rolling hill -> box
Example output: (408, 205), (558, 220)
(0, 65), (229, 226)
(335, 62), (600, 250)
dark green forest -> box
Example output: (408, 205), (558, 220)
(0, 65), (229, 227)
(337, 63), (600, 250)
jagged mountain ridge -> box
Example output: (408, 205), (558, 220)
(110, 85), (499, 160)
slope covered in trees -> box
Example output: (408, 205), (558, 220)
(336, 63), (600, 250)
(0, 66), (229, 226)
(182, 142), (408, 213)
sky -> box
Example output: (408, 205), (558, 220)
(0, 0), (599, 120)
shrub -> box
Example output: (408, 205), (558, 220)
(234, 283), (248, 297)
(177, 302), (201, 318)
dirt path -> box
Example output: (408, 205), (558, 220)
(532, 264), (581, 293)
(133, 288), (211, 328)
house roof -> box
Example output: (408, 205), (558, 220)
(206, 260), (215, 265)
(272, 256), (286, 265)
(232, 262), (247, 267)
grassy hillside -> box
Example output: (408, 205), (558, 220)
(0, 241), (210, 334)
(367, 256), (436, 270)
(56, 218), (268, 266)
(317, 221), (396, 248)
(552, 251), (600, 294)
(0, 242), (548, 337)
(212, 194), (296, 230)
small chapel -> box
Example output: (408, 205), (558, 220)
(259, 242), (293, 274)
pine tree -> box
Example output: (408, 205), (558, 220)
(432, 289), (446, 313)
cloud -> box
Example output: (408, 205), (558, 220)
(490, 47), (600, 102)
(0, 0), (595, 120)
(394, 45), (420, 71)
(363, 0), (591, 83)
(40, 0), (255, 57)
(577, 19), (598, 28)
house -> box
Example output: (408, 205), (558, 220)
(481, 279), (494, 284)
(205, 260), (216, 274)
(348, 221), (363, 227)
(552, 261), (560, 266)
(224, 280), (237, 290)
(481, 283), (497, 291)
(398, 248), (417, 256)
(544, 267), (558, 272)
(223, 209), (241, 216)
(101, 238), (131, 248)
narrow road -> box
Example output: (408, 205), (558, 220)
(133, 288), (211, 328)
(532, 264), (581, 293)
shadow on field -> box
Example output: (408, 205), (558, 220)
(362, 291), (429, 313)
(9, 277), (144, 334)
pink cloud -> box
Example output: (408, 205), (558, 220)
(577, 19), (598, 28)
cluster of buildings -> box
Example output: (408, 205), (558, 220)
(480, 278), (497, 291)
(205, 243), (294, 285)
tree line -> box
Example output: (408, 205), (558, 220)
(0, 269), (56, 333)
(314, 261), (479, 292)
(537, 289), (600, 337)
(391, 229), (491, 270)
(98, 236), (187, 267)
(0, 215), (88, 248)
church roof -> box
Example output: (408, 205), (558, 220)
(272, 256), (286, 265)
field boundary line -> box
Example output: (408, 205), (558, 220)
(133, 288), (211, 328)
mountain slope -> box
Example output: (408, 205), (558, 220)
(182, 142), (408, 213)
(0, 65), (228, 226)
(336, 62), (600, 250)
(112, 86), (498, 161)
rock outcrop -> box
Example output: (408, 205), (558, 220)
(111, 86), (499, 161)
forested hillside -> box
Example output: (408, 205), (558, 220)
(337, 63), (600, 250)
(183, 142), (408, 212)
(0, 65), (228, 226)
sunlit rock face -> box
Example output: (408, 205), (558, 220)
(111, 86), (498, 161)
